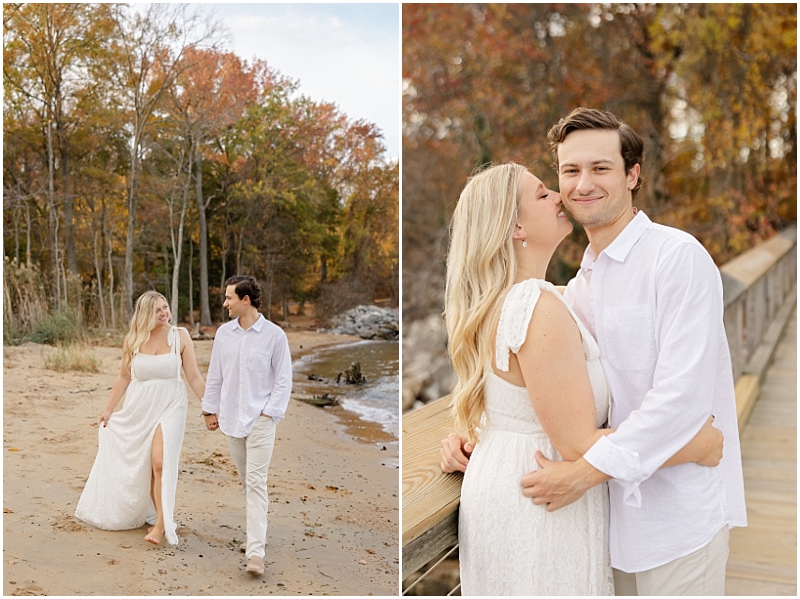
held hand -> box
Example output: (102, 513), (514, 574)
(440, 433), (474, 473)
(99, 411), (112, 427)
(520, 451), (591, 512)
(692, 415), (724, 467)
(203, 414), (219, 432)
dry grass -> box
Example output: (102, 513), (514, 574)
(42, 342), (101, 373)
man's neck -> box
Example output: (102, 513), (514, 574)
(586, 209), (636, 257)
(237, 308), (260, 331)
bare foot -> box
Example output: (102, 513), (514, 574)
(144, 529), (164, 545)
(147, 526), (154, 534)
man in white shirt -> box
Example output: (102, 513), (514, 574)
(202, 275), (292, 577)
(442, 108), (746, 595)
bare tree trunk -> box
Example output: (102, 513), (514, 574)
(194, 141), (212, 325)
(163, 246), (170, 297)
(59, 253), (68, 310)
(108, 234), (116, 330)
(60, 141), (78, 275)
(12, 205), (21, 264)
(93, 229), (107, 329)
(124, 136), (141, 317)
(219, 222), (227, 289)
(25, 199), (32, 267)
(236, 227), (245, 275)
(188, 228), (195, 328)
(47, 122), (60, 309)
(170, 148), (191, 321)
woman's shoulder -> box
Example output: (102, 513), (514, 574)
(497, 279), (566, 362)
(172, 326), (192, 345)
(502, 278), (565, 320)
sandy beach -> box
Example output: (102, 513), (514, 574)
(3, 323), (399, 596)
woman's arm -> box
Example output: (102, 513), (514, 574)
(512, 291), (606, 460)
(515, 293), (722, 466)
(100, 353), (132, 426)
(442, 292), (722, 472)
(179, 329), (206, 401)
(662, 416), (723, 467)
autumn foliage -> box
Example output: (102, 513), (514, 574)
(402, 3), (796, 320)
(4, 3), (398, 334)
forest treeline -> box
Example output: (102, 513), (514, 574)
(403, 3), (796, 320)
(3, 3), (398, 338)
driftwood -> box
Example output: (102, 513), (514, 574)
(336, 361), (367, 385)
(293, 393), (339, 407)
(190, 322), (214, 340)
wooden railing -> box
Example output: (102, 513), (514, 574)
(401, 225), (797, 581)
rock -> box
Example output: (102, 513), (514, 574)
(326, 305), (398, 340)
(402, 314), (457, 411)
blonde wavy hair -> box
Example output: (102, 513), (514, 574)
(122, 291), (170, 363)
(445, 163), (527, 445)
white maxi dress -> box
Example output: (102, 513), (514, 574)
(75, 326), (188, 545)
(458, 278), (614, 595)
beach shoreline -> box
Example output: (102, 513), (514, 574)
(3, 324), (399, 596)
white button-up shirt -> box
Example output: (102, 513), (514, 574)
(566, 211), (746, 573)
(202, 314), (292, 438)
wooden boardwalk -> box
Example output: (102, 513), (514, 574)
(726, 304), (797, 595)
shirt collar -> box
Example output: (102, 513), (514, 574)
(580, 210), (652, 269)
(604, 210), (651, 263)
(232, 313), (266, 332)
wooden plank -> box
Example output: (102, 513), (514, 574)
(744, 285), (798, 379)
(402, 510), (458, 579)
(402, 396), (462, 547)
(720, 226), (796, 294)
(725, 578), (797, 596)
(726, 303), (796, 596)
(727, 557), (797, 584)
(735, 374), (760, 431)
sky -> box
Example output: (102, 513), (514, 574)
(207, 3), (400, 160)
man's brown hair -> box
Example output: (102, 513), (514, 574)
(548, 108), (644, 197)
(226, 275), (262, 309)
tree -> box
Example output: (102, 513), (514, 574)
(103, 3), (222, 316)
(165, 48), (259, 324)
(3, 3), (115, 282)
(402, 3), (796, 322)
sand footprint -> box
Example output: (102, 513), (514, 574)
(51, 514), (85, 532)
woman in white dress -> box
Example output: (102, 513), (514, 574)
(440, 163), (723, 595)
(75, 291), (206, 545)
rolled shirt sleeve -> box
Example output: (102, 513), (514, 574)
(583, 241), (723, 506)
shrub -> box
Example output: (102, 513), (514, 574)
(28, 309), (84, 345)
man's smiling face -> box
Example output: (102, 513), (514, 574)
(557, 128), (639, 231)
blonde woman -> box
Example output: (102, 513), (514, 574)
(441, 164), (722, 595)
(76, 291), (205, 545)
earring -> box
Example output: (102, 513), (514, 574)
(522, 240), (527, 248)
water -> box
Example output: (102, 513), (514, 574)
(292, 339), (399, 438)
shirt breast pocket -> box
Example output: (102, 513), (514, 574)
(247, 348), (271, 376)
(605, 304), (657, 371)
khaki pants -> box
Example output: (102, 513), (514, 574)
(226, 415), (276, 560)
(613, 527), (729, 596)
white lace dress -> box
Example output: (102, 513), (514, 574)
(458, 279), (614, 595)
(75, 327), (188, 545)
